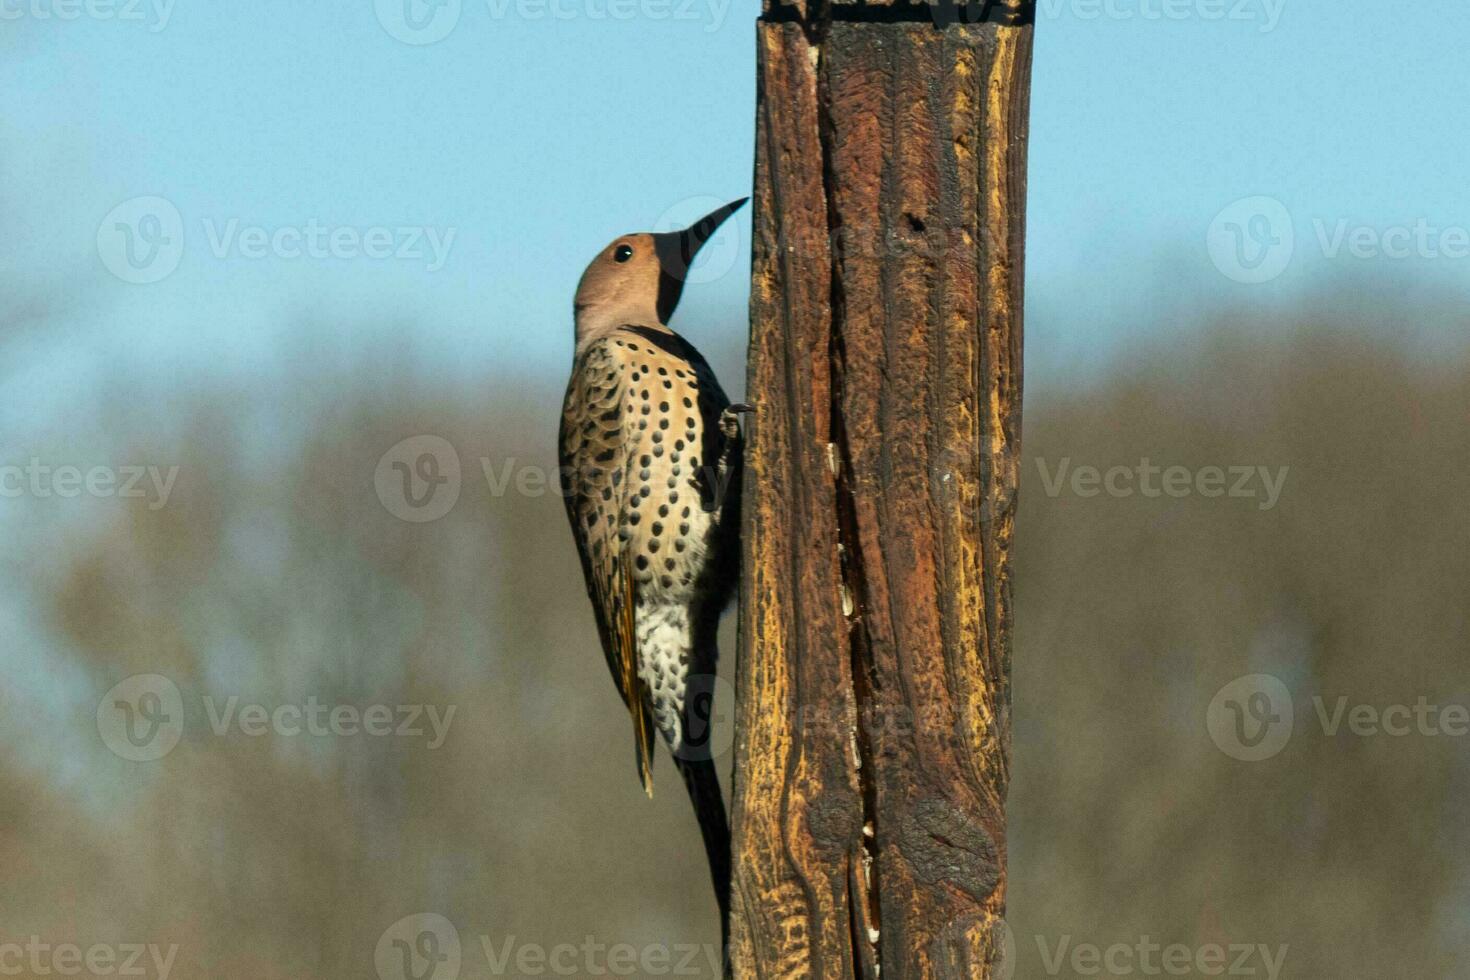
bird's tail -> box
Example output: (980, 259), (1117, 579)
(675, 753), (731, 959)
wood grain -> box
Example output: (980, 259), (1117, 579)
(733, 4), (1032, 978)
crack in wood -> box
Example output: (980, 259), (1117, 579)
(819, 28), (884, 980)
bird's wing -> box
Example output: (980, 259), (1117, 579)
(559, 338), (656, 795)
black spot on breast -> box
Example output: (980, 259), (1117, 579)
(652, 522), (663, 535)
(649, 539), (660, 553)
(636, 555), (649, 570)
(660, 575), (674, 589)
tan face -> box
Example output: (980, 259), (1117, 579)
(573, 233), (664, 335)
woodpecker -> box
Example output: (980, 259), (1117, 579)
(559, 198), (749, 940)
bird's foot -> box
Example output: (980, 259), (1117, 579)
(719, 403), (755, 441)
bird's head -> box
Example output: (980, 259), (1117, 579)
(573, 197), (747, 350)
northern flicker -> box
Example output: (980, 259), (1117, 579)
(559, 198), (749, 938)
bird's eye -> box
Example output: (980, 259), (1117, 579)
(614, 244), (634, 263)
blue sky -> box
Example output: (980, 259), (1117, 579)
(2, 0), (1469, 415)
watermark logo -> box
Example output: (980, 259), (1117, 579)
(97, 674), (185, 762)
(97, 197), (185, 285)
(376, 914), (463, 980)
(1207, 674), (1294, 762)
(375, 0), (462, 44)
(670, 674), (734, 764)
(1208, 196), (1295, 284)
(376, 436), (463, 523)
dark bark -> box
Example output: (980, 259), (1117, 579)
(731, 4), (1033, 978)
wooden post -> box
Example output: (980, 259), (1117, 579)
(730, 2), (1033, 978)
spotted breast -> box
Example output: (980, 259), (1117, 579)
(559, 323), (742, 783)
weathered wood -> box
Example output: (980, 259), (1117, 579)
(732, 4), (1032, 978)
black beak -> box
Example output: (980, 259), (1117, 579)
(653, 197), (748, 284)
(651, 197), (748, 323)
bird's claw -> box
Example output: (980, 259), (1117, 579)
(719, 404), (755, 440)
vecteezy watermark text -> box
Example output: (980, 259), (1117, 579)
(0, 461), (178, 510)
(374, 0), (732, 45)
(1035, 935), (1287, 978)
(201, 218), (456, 270)
(97, 197), (457, 284)
(374, 915), (724, 980)
(0, 0), (174, 31)
(97, 675), (456, 762)
(202, 696), (455, 749)
(1035, 458), (1289, 511)
(1209, 674), (1470, 762)
(1209, 195), (1470, 283)
(0, 937), (178, 979)
(1036, 0), (1286, 32)
(376, 441), (1290, 522)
